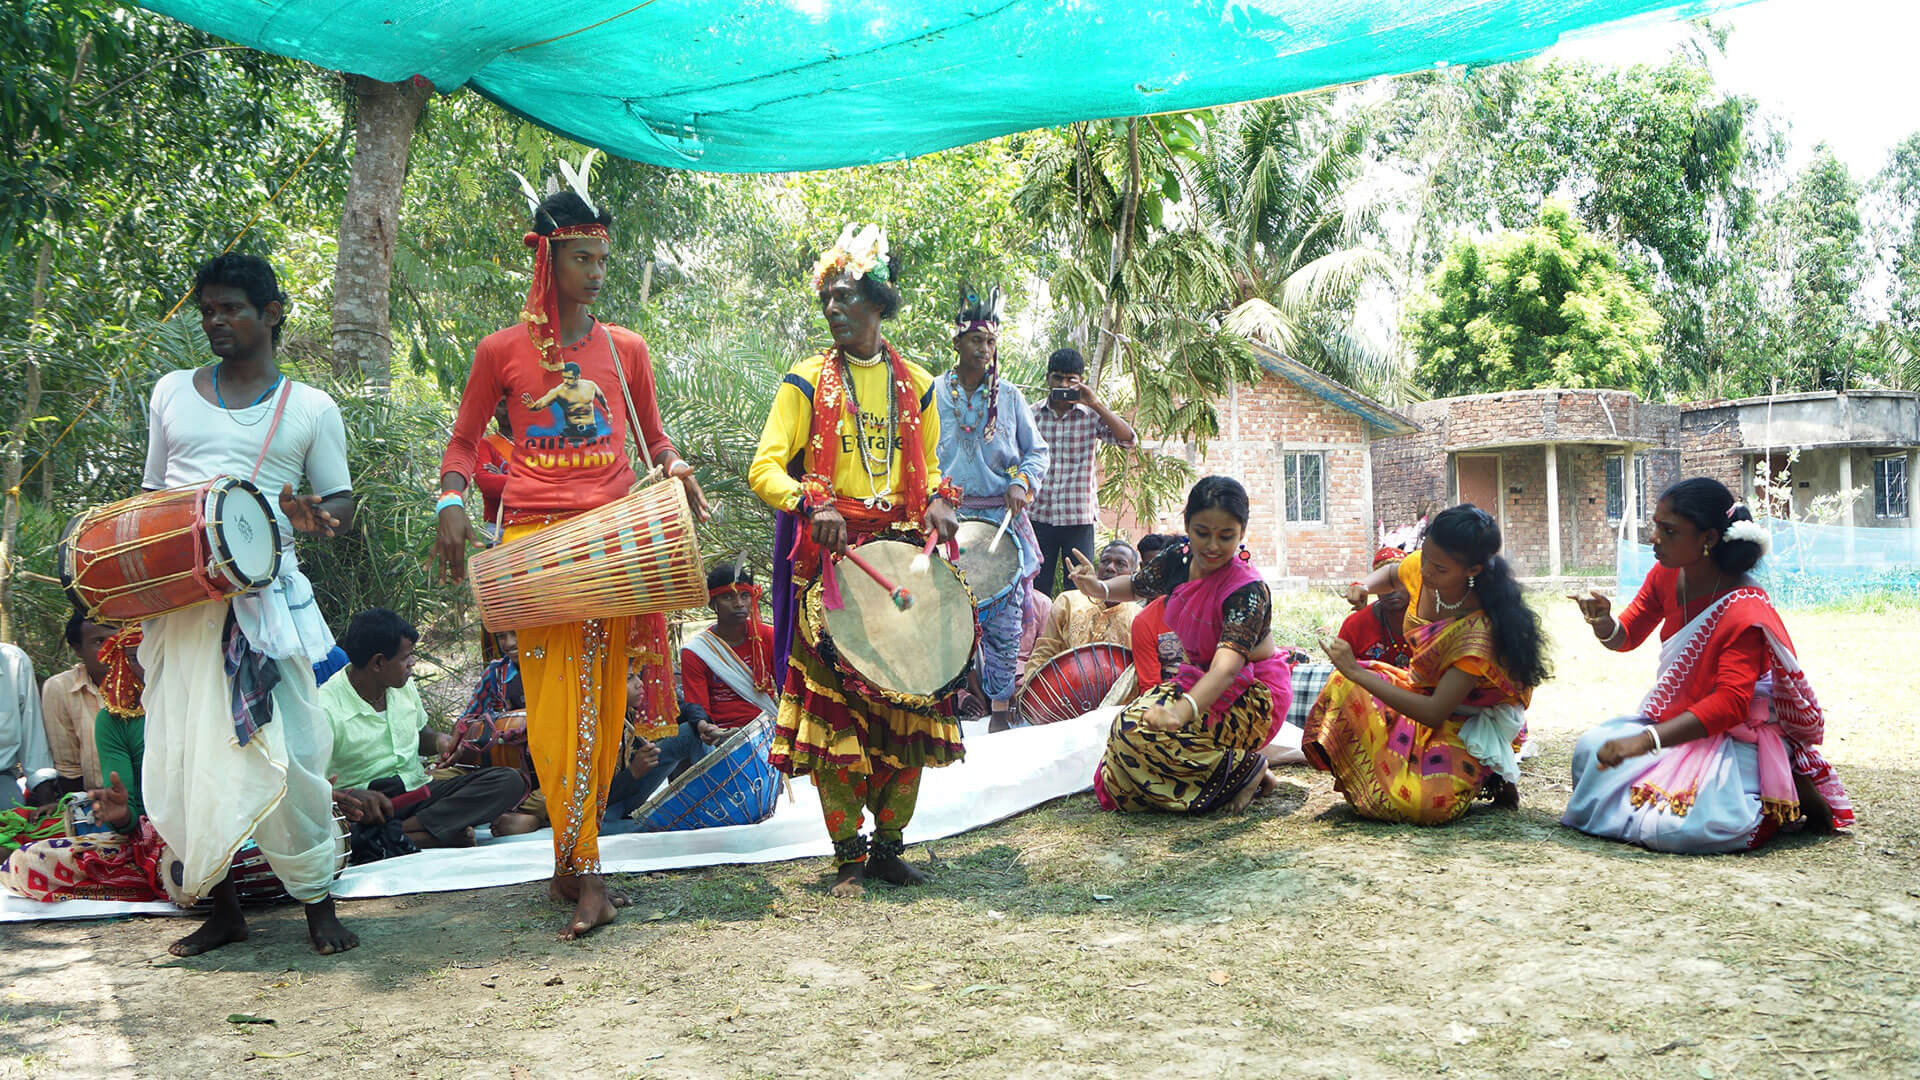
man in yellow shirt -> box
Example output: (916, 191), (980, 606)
(748, 224), (961, 899)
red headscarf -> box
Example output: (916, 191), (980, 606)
(98, 626), (145, 718)
(520, 223), (611, 372)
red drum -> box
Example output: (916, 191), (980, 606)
(1016, 642), (1133, 725)
(62, 476), (282, 624)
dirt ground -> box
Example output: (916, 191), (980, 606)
(4, 601), (1917, 1079)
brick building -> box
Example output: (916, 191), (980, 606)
(1679, 390), (1919, 539)
(1370, 389), (1682, 577)
(1103, 344), (1416, 586)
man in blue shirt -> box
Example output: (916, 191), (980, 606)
(933, 286), (1048, 731)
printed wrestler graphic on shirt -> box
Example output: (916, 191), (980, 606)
(521, 362), (612, 442)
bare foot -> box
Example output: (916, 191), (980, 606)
(556, 874), (619, 940)
(305, 897), (359, 954)
(1226, 759), (1270, 813)
(829, 861), (866, 899)
(170, 878), (247, 957)
(491, 812), (542, 837)
(867, 852), (927, 887)
(548, 874), (633, 908)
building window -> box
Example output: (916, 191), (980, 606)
(1605, 455), (1649, 523)
(1874, 455), (1909, 518)
(1634, 456), (1651, 523)
(1283, 451), (1324, 523)
(1604, 456), (1625, 522)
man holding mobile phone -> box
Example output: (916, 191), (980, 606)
(1029, 348), (1136, 595)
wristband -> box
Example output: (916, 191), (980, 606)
(435, 492), (466, 514)
(799, 474), (834, 517)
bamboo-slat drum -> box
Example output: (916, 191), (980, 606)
(468, 479), (705, 630)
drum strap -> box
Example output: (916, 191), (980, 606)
(246, 379), (295, 484)
(602, 323), (655, 476)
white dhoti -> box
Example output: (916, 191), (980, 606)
(139, 560), (340, 904)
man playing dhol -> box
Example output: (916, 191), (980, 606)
(748, 224), (963, 898)
(436, 154), (709, 938)
(933, 285), (1048, 730)
(139, 253), (357, 955)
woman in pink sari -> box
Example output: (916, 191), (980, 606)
(1563, 478), (1853, 853)
(1068, 477), (1292, 814)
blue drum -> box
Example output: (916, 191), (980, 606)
(629, 716), (780, 832)
(951, 516), (1034, 625)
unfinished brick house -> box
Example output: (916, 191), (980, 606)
(1680, 390), (1919, 537)
(1370, 389), (1683, 577)
(1102, 343), (1417, 585)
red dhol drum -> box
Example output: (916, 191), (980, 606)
(1016, 642), (1132, 725)
(62, 476), (283, 624)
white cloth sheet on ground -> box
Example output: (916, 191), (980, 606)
(2, 708), (1112, 923)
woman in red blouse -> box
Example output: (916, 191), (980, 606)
(1562, 478), (1853, 852)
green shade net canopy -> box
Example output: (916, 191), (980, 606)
(140, 0), (1752, 171)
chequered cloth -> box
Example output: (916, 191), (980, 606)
(1028, 401), (1125, 526)
(1284, 661), (1335, 729)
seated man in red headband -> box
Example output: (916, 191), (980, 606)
(682, 562), (779, 741)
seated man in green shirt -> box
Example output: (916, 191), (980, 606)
(321, 609), (528, 855)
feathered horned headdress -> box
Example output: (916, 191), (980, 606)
(953, 284), (1005, 340)
(508, 149), (612, 371)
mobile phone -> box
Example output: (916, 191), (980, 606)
(1049, 386), (1082, 404)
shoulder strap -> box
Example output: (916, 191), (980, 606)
(603, 323), (654, 472)
(247, 378), (295, 484)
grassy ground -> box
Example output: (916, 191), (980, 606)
(4, 600), (1916, 1079)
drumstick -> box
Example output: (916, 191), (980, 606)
(986, 513), (1013, 554)
(841, 548), (914, 610)
(911, 533), (938, 575)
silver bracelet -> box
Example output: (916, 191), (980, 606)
(1180, 692), (1201, 723)
(1646, 726), (1663, 754)
(1097, 579), (1111, 602)
(1599, 622), (1624, 648)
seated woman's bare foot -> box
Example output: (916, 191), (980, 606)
(866, 852), (927, 887)
(829, 861), (866, 899)
(1226, 759), (1270, 813)
(305, 897), (359, 954)
(558, 873), (619, 940)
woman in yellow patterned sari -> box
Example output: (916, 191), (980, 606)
(1304, 505), (1546, 825)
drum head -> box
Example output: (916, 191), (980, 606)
(209, 478), (282, 589)
(823, 539), (974, 697)
(951, 518), (1023, 608)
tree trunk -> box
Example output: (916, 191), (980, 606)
(0, 244), (54, 641)
(330, 74), (431, 392)
(1089, 118), (1142, 388)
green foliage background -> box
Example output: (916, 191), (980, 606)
(6, 8), (1920, 674)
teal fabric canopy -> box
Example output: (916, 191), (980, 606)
(140, 0), (1751, 172)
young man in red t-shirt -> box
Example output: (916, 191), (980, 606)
(680, 563), (778, 741)
(434, 162), (709, 940)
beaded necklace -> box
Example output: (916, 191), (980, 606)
(836, 347), (899, 503)
(946, 363), (1000, 441)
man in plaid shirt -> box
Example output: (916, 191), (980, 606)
(1029, 348), (1135, 594)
